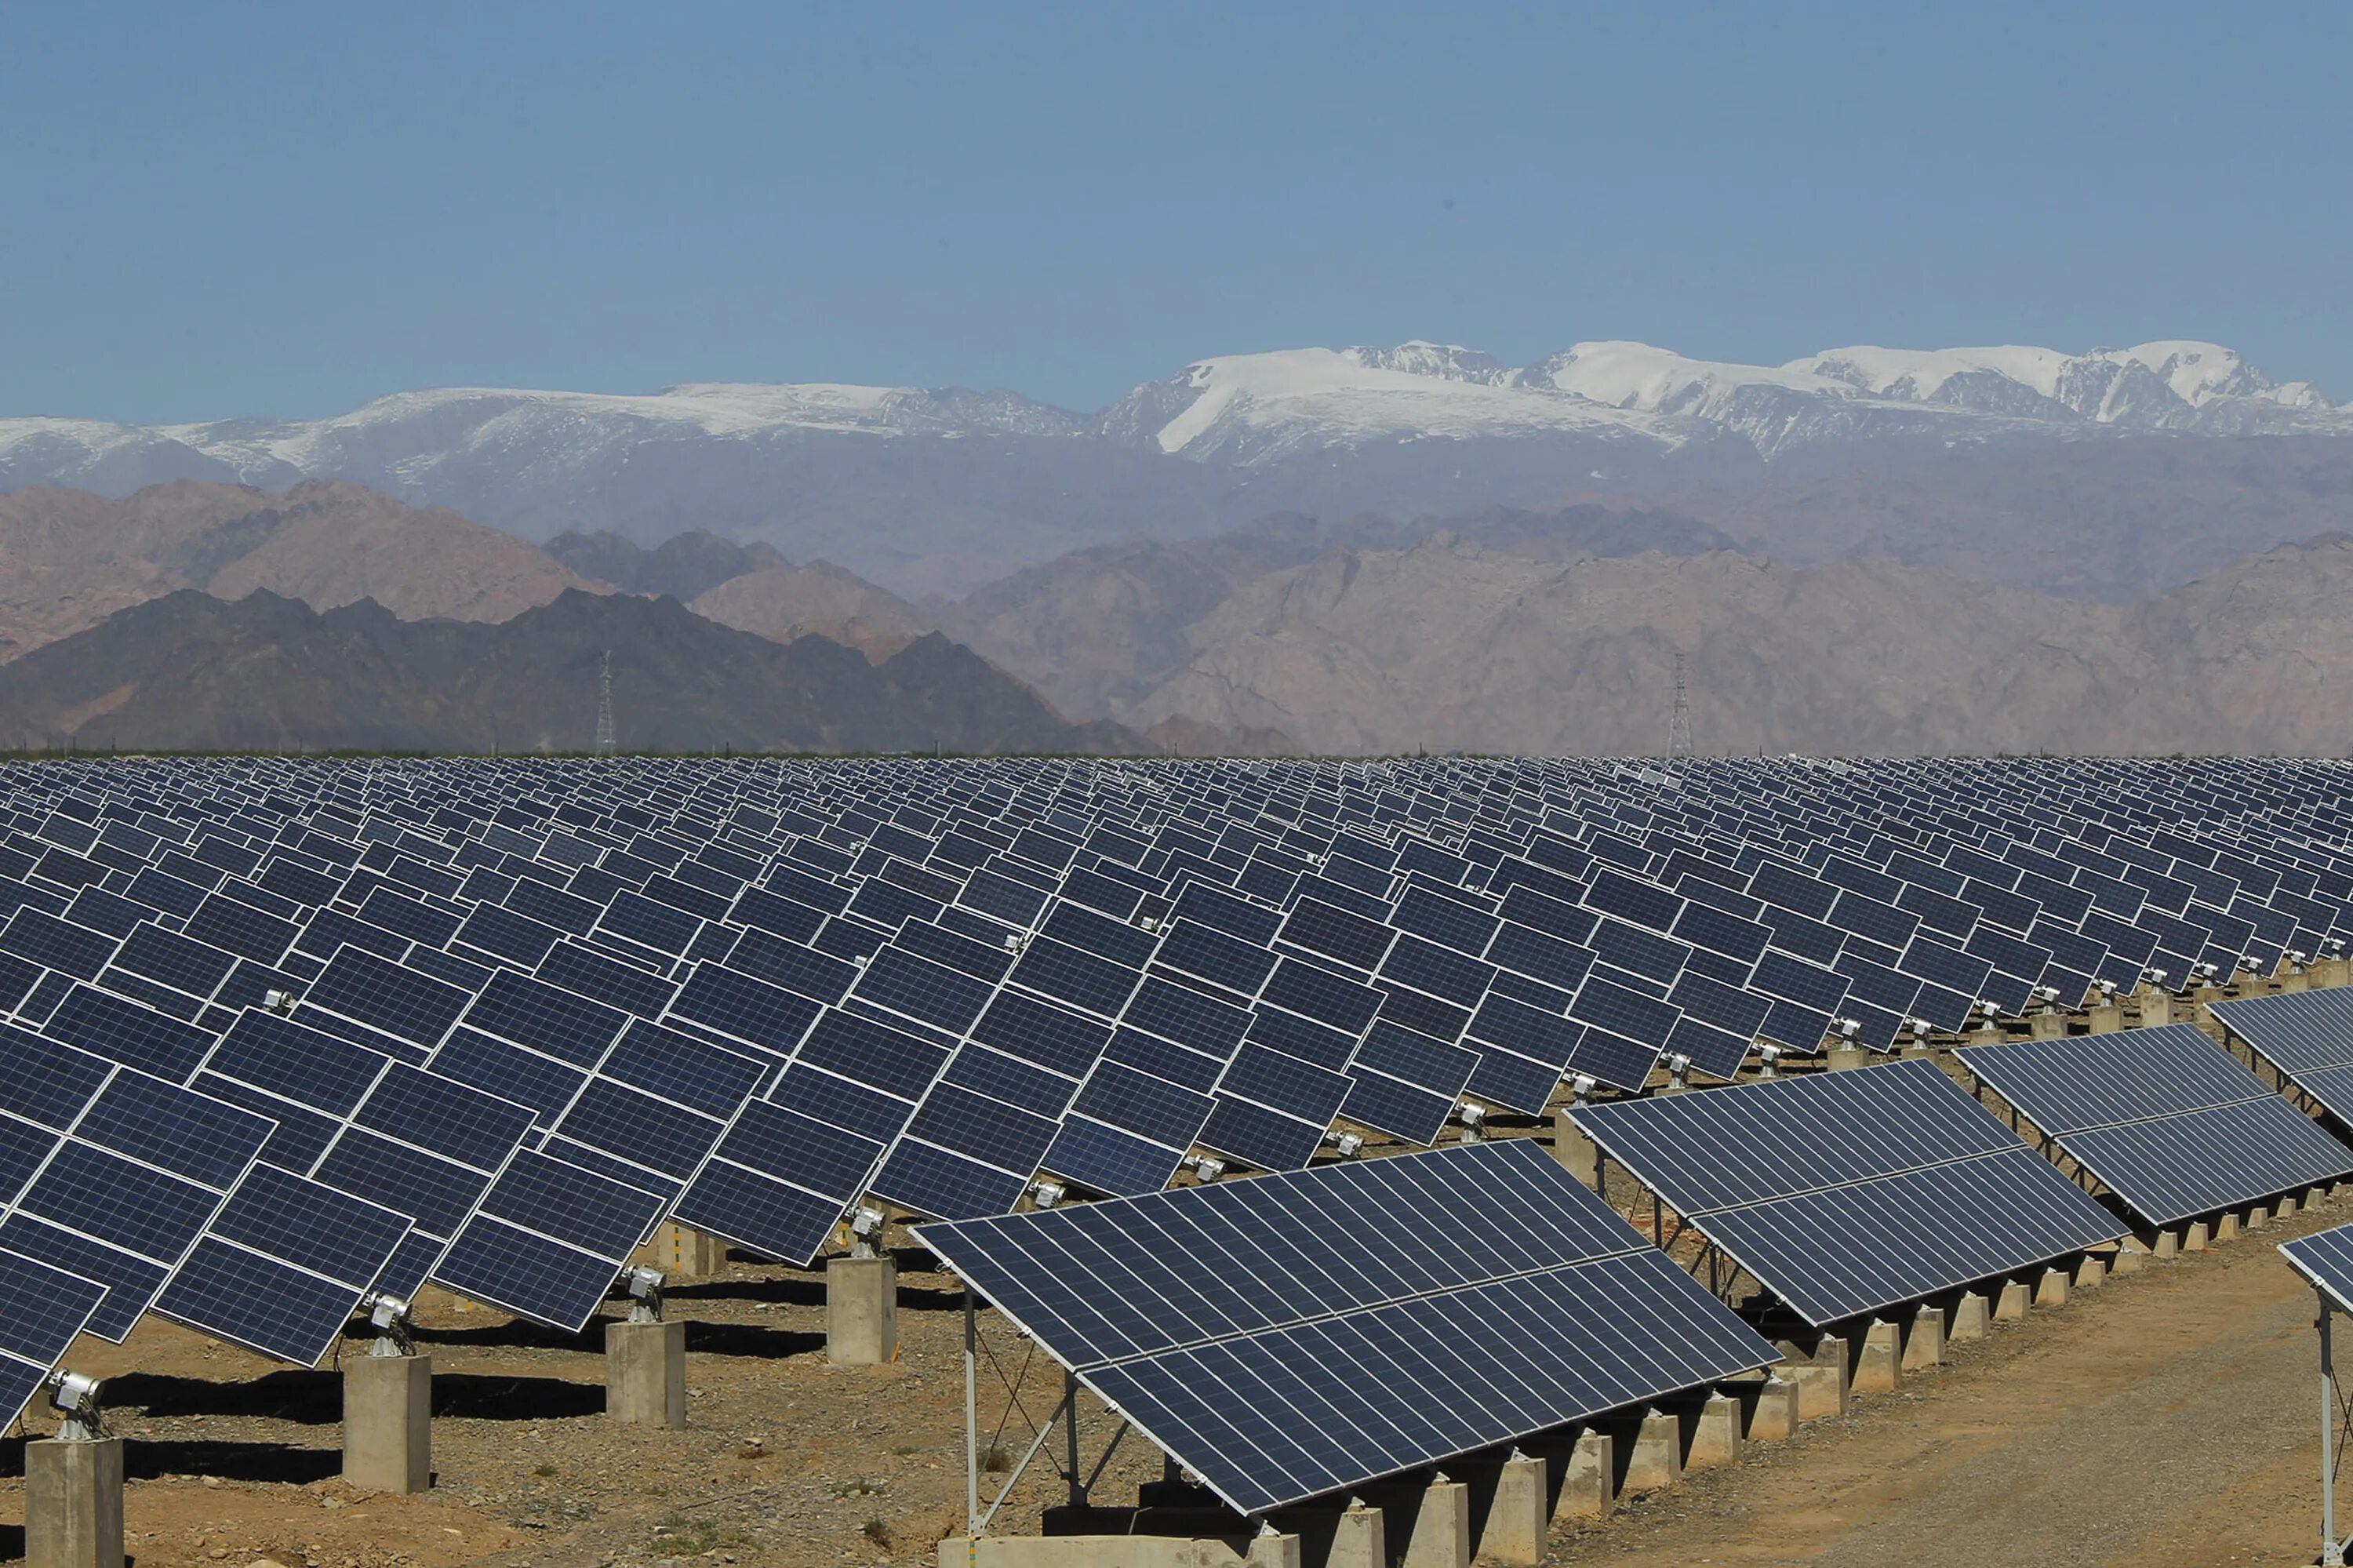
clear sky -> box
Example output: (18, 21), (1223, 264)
(6, 3), (2347, 424)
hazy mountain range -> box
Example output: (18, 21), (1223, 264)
(5, 337), (2344, 595)
(3, 332), (2351, 757)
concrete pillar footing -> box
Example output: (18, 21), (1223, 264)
(27, 1435), (124, 1568)
(1851, 1319), (1903, 1394)
(343, 1352), (432, 1493)
(827, 1253), (898, 1366)
(1622, 1410), (1682, 1493)
(1554, 1430), (1614, 1523)
(1481, 1453), (1547, 1565)
(607, 1316), (687, 1427)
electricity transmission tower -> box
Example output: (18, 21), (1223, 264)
(1667, 652), (1693, 762)
(594, 649), (616, 759)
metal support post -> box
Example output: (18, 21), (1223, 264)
(964, 1286), (980, 1537)
(2326, 1298), (2347, 1567)
(1065, 1368), (1083, 1506)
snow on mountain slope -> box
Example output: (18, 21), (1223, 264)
(2, 337), (2344, 579)
(0, 381), (1086, 493)
(1099, 343), (1661, 465)
(1784, 340), (2345, 431)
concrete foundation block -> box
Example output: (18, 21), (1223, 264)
(939, 1534), (1300, 1568)
(27, 1436), (123, 1568)
(1948, 1292), (1991, 1341)
(1401, 1477), (1469, 1568)
(1622, 1410), (1682, 1493)
(606, 1317), (686, 1428)
(1684, 1392), (1743, 1470)
(2184, 1221), (2210, 1252)
(2112, 1239), (2148, 1275)
(1553, 1431), (1613, 1523)
(344, 1352), (431, 1493)
(1329, 1505), (1383, 1568)
(2084, 1003), (2124, 1034)
(1773, 1338), (1849, 1421)
(2280, 1194), (2302, 1219)
(2028, 1010), (2067, 1039)
(2139, 991), (2175, 1028)
(1825, 1046), (1872, 1071)
(1744, 1376), (1799, 1442)
(827, 1253), (898, 1366)
(1994, 1279), (2031, 1322)
(1901, 1305), (1944, 1370)
(2075, 1254), (2107, 1290)
(1550, 1109), (1600, 1188)
(2035, 1266), (2071, 1308)
(2214, 1211), (2242, 1242)
(636, 1223), (726, 1282)
(2153, 1228), (2181, 1261)
(2247, 1204), (2270, 1231)
(1850, 1319), (1903, 1394)
(1478, 1455), (1548, 1565)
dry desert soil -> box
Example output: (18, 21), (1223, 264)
(0, 1170), (2337, 1568)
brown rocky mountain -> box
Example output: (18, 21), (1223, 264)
(0, 479), (593, 659)
(1096, 531), (2353, 755)
(543, 529), (788, 600)
(689, 561), (932, 660)
(0, 588), (1141, 755)
(1602, 435), (2353, 602)
(929, 502), (1747, 722)
(929, 536), (1308, 719)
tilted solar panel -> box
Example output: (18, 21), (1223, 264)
(918, 1139), (1779, 1515)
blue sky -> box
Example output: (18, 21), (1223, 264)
(5, 4), (2346, 423)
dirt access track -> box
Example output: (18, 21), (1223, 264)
(0, 1195), (2337, 1568)
(1562, 1197), (2344, 1568)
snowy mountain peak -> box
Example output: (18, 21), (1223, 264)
(1, 335), (2344, 529)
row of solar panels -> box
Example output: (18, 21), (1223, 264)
(0, 755), (2348, 1428)
(927, 996), (2353, 1517)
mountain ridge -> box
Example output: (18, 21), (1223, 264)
(7, 337), (2344, 594)
(0, 588), (1147, 756)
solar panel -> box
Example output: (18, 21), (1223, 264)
(0, 1247), (107, 1426)
(1572, 1058), (2126, 1325)
(2282, 1221), (2353, 1315)
(154, 1164), (413, 1364)
(1959, 1026), (2353, 1226)
(917, 1139), (1780, 1515)
(432, 1149), (668, 1331)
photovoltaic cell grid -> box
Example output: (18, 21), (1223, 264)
(1572, 1059), (2128, 1326)
(0, 751), (2345, 1364)
(2211, 988), (2353, 1126)
(2281, 1221), (2353, 1315)
(918, 1139), (1780, 1515)
(1958, 1026), (2353, 1228)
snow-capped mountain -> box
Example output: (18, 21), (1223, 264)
(2, 337), (2344, 591)
(1091, 337), (2348, 464)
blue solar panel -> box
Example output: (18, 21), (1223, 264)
(1958, 1026), (2353, 1227)
(306, 948), (470, 1049)
(0, 1246), (107, 1424)
(1573, 1059), (2126, 1325)
(917, 1139), (1779, 1515)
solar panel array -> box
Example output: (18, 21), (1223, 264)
(1570, 1059), (2129, 1325)
(917, 1138), (1780, 1515)
(0, 751), (2345, 1392)
(2209, 988), (2353, 1127)
(1957, 1026), (2353, 1228)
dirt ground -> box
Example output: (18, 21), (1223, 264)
(1558, 1196), (2345, 1568)
(0, 1185), (2341, 1568)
